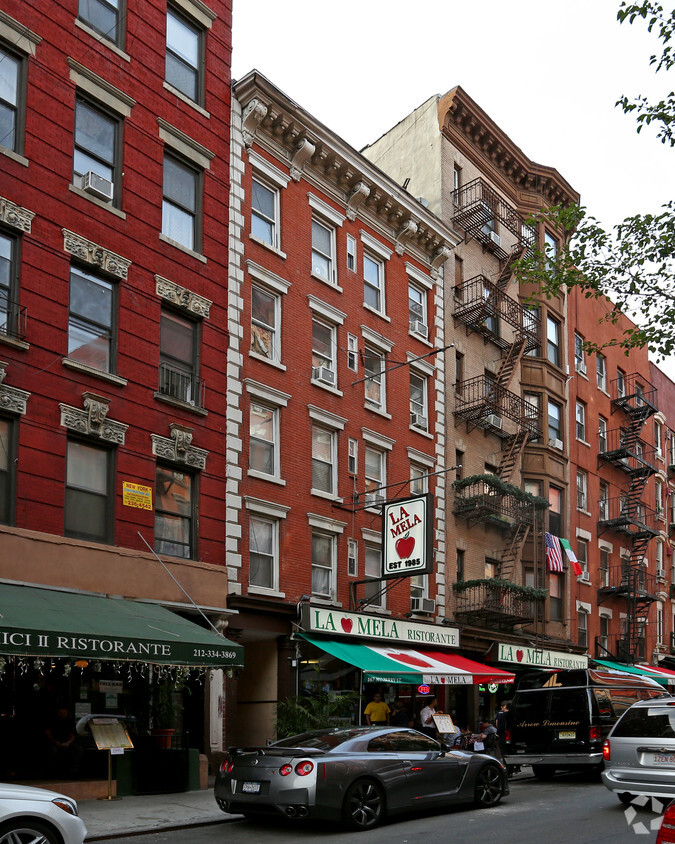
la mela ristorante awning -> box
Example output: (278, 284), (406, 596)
(300, 634), (514, 685)
(0, 583), (243, 668)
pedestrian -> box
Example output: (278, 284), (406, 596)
(476, 719), (501, 761)
(364, 692), (390, 726)
(419, 697), (440, 738)
(390, 698), (413, 727)
(497, 700), (520, 775)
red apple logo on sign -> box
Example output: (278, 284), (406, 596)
(395, 533), (415, 559)
(341, 618), (353, 634)
(516, 649), (524, 663)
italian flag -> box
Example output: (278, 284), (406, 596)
(559, 538), (583, 576)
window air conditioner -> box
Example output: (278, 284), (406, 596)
(82, 171), (113, 202)
(579, 571), (591, 583)
(312, 366), (336, 386)
(410, 413), (428, 430)
(486, 414), (503, 430)
(410, 320), (428, 338)
(656, 568), (667, 580)
(488, 231), (502, 247)
(576, 360), (587, 375)
(549, 438), (564, 451)
(411, 597), (436, 615)
(364, 492), (385, 507)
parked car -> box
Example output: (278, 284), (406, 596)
(215, 726), (509, 830)
(602, 697), (675, 805)
(656, 799), (675, 844)
(0, 783), (87, 844)
(506, 667), (666, 780)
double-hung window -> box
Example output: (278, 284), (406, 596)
(162, 153), (200, 251)
(249, 402), (278, 478)
(0, 42), (23, 154)
(408, 283), (427, 337)
(0, 417), (15, 525)
(363, 253), (384, 312)
(617, 368), (626, 398)
(524, 305), (541, 357)
(574, 333), (586, 374)
(597, 353), (607, 392)
(78, 0), (122, 45)
(576, 470), (587, 511)
(577, 610), (588, 649)
(159, 309), (201, 407)
(599, 482), (609, 521)
(251, 284), (280, 361)
(166, 7), (203, 104)
(546, 315), (561, 367)
(311, 531), (335, 598)
(155, 464), (195, 558)
(311, 318), (336, 383)
(410, 464), (428, 496)
(577, 538), (588, 572)
(575, 400), (586, 441)
(365, 545), (384, 608)
(68, 265), (115, 373)
(73, 96), (120, 205)
(311, 219), (335, 283)
(0, 230), (21, 341)
(364, 445), (385, 505)
(364, 347), (385, 410)
(249, 515), (277, 590)
(312, 425), (336, 496)
(410, 371), (428, 431)
(548, 398), (562, 446)
(544, 230), (558, 272)
(65, 439), (113, 543)
(598, 415), (608, 453)
(251, 177), (278, 248)
(655, 420), (663, 458)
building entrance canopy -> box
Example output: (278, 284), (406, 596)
(0, 584), (243, 667)
(593, 658), (675, 688)
(301, 634), (514, 685)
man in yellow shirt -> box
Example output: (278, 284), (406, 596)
(364, 692), (390, 726)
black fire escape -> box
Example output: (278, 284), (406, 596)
(597, 373), (660, 663)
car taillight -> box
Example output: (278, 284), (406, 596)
(656, 802), (675, 844)
(505, 729), (511, 743)
(279, 763), (293, 776)
(295, 760), (314, 776)
(589, 726), (602, 741)
(603, 739), (610, 761)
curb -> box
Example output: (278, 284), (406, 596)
(85, 815), (243, 841)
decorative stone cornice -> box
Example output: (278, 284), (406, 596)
(430, 245), (452, 279)
(59, 392), (128, 444)
(0, 362), (29, 415)
(151, 423), (208, 470)
(346, 181), (370, 221)
(395, 219), (418, 256)
(0, 196), (35, 233)
(155, 276), (212, 318)
(290, 138), (316, 182)
(62, 230), (131, 280)
(242, 98), (269, 148)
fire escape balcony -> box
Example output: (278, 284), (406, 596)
(0, 300), (27, 342)
(598, 430), (658, 475)
(610, 372), (658, 416)
(453, 579), (543, 627)
(597, 564), (660, 604)
(455, 375), (540, 439)
(450, 177), (536, 260)
(453, 480), (535, 530)
(598, 498), (659, 538)
(595, 633), (647, 662)
(453, 275), (540, 352)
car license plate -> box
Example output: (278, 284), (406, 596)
(242, 782), (261, 793)
(558, 731), (576, 740)
(653, 753), (675, 765)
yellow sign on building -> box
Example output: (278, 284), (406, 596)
(122, 482), (153, 510)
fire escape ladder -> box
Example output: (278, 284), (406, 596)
(498, 521), (530, 582)
(497, 429), (530, 485)
(495, 243), (527, 291)
(495, 335), (528, 392)
(627, 534), (652, 569)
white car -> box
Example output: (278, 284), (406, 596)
(0, 783), (87, 844)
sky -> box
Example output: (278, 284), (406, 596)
(232, 0), (675, 370)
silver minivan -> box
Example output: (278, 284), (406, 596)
(602, 697), (675, 804)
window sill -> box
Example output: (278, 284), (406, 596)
(247, 585), (286, 599)
(577, 576), (593, 587)
(311, 270), (343, 293)
(249, 351), (286, 371)
(362, 303), (391, 322)
(311, 488), (340, 501)
(364, 404), (392, 420)
(249, 234), (287, 260)
(575, 368), (588, 380)
(409, 331), (433, 347)
(163, 81), (210, 118)
(409, 425), (433, 439)
(311, 379), (343, 397)
(576, 508), (592, 517)
(247, 470), (286, 486)
(63, 358), (128, 387)
(0, 334), (29, 351)
(310, 596), (342, 608)
(0, 145), (29, 167)
(74, 18), (131, 60)
(154, 392), (208, 416)
(69, 184), (126, 219)
(159, 233), (207, 263)
(576, 438), (591, 448)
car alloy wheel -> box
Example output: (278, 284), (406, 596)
(474, 764), (504, 808)
(0, 820), (59, 844)
(343, 779), (385, 830)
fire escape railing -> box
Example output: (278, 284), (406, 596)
(455, 375), (540, 438)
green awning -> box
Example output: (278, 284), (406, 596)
(0, 583), (243, 668)
(592, 658), (668, 687)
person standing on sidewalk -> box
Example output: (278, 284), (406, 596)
(364, 692), (390, 726)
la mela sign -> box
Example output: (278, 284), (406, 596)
(304, 606), (459, 648)
(382, 493), (434, 579)
(498, 643), (589, 671)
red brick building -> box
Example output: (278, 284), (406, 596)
(0, 0), (237, 785)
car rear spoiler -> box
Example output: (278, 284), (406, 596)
(228, 746), (325, 757)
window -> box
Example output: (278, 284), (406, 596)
(524, 305), (541, 357)
(599, 615), (610, 654)
(348, 538), (358, 577)
(347, 334), (358, 372)
(455, 450), (464, 479)
(576, 470), (587, 511)
(453, 163), (462, 198)
(348, 438), (358, 475)
(548, 399), (562, 445)
(549, 486), (562, 535)
(346, 235), (357, 272)
(574, 333), (586, 374)
(65, 440), (112, 543)
(455, 351), (464, 388)
(596, 353), (607, 392)
(78, 0), (121, 45)
(410, 371), (428, 430)
(365, 545), (383, 608)
(617, 368), (626, 398)
(155, 464), (194, 558)
(410, 464), (428, 495)
(599, 482), (609, 521)
(577, 610), (588, 649)
(454, 255), (464, 288)
(251, 284), (280, 362)
(363, 253), (384, 312)
(311, 531), (335, 598)
(249, 515), (277, 590)
(456, 548), (465, 581)
(408, 283), (427, 336)
(0, 42), (23, 153)
(546, 315), (561, 366)
(656, 540), (665, 575)
(575, 400), (586, 441)
(657, 603), (664, 645)
(159, 309), (201, 406)
(544, 230), (558, 272)
(549, 573), (563, 622)
(410, 573), (427, 601)
(364, 446), (385, 502)
(577, 538), (588, 572)
(73, 97), (120, 204)
(0, 417), (15, 524)
(0, 230), (21, 340)
(600, 547), (610, 587)
(598, 415), (608, 453)
(656, 478), (663, 517)
(311, 218), (335, 283)
(251, 176), (278, 247)
(166, 7), (202, 103)
(249, 402), (278, 478)
(162, 153), (200, 251)
(485, 558), (497, 579)
(655, 420), (663, 457)
(312, 425), (336, 496)
(364, 346), (385, 410)
(311, 318), (336, 382)
(68, 265), (115, 372)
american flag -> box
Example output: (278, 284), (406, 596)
(545, 532), (564, 572)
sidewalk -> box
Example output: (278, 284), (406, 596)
(80, 789), (241, 841)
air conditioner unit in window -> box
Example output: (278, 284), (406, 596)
(410, 597), (436, 615)
(549, 438), (564, 451)
(364, 492), (385, 507)
(410, 413), (428, 430)
(576, 360), (587, 375)
(486, 414), (503, 430)
(410, 320), (428, 338)
(82, 171), (113, 202)
(579, 571), (591, 583)
(657, 568), (667, 580)
(488, 231), (502, 247)
(312, 366), (336, 386)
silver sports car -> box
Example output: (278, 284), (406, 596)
(215, 726), (509, 829)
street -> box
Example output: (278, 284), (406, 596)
(95, 773), (665, 843)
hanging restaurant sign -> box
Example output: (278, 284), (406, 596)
(497, 643), (588, 671)
(381, 493), (434, 579)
